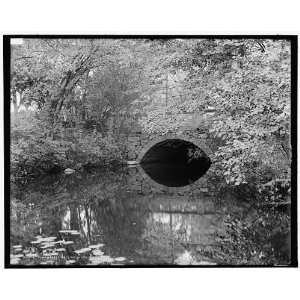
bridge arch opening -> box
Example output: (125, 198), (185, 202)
(139, 138), (211, 187)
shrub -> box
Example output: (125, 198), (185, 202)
(11, 126), (124, 180)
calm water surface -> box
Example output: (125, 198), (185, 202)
(10, 164), (289, 266)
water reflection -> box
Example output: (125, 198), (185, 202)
(141, 161), (210, 187)
(10, 166), (290, 266)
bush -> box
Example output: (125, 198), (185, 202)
(71, 133), (124, 167)
(11, 137), (71, 177)
(11, 113), (124, 180)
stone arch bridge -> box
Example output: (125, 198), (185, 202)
(125, 110), (215, 163)
(123, 110), (217, 193)
(125, 129), (215, 194)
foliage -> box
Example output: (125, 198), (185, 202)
(75, 133), (123, 166)
(11, 38), (292, 195)
(83, 59), (144, 135)
(11, 110), (123, 180)
(11, 130), (123, 179)
(138, 39), (291, 192)
(213, 209), (291, 265)
(10, 39), (152, 177)
(9, 38), (292, 267)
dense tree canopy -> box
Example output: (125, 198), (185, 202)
(138, 39), (291, 189)
(11, 38), (291, 196)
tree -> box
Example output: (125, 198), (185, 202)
(139, 39), (291, 188)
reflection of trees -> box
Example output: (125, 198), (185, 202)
(142, 215), (180, 264)
(142, 212), (193, 264)
(11, 168), (230, 265)
(11, 169), (150, 258)
(69, 203), (80, 231)
(10, 198), (41, 245)
(62, 203), (95, 245)
(141, 207), (225, 264)
(91, 192), (149, 259)
(11, 168), (224, 264)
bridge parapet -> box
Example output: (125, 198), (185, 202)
(125, 129), (214, 162)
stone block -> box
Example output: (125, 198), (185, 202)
(127, 152), (137, 160)
(128, 136), (140, 143)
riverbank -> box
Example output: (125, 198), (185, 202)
(10, 167), (291, 266)
(11, 127), (127, 182)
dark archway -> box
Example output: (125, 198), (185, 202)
(140, 138), (211, 187)
(137, 134), (213, 163)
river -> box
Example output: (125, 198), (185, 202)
(10, 163), (291, 266)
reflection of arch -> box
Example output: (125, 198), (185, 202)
(137, 133), (213, 163)
(136, 164), (209, 193)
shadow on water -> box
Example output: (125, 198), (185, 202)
(10, 164), (291, 266)
(141, 161), (210, 187)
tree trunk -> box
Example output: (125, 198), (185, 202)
(11, 92), (18, 115)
